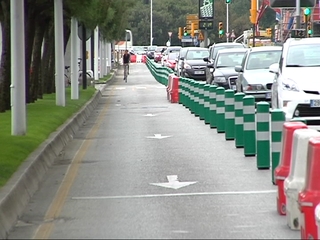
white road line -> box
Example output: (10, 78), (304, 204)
(71, 189), (276, 200)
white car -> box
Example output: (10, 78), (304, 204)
(269, 37), (320, 125)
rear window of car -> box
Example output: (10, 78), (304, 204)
(246, 50), (282, 70)
(155, 47), (166, 52)
(168, 52), (179, 60)
(212, 45), (244, 59)
(186, 50), (209, 60)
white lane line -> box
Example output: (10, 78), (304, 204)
(72, 190), (276, 200)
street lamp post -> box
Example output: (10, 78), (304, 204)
(150, 0), (153, 46)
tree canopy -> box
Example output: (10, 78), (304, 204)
(127, 0), (278, 46)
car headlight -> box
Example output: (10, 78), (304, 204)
(282, 78), (300, 92)
(184, 63), (191, 69)
(214, 76), (227, 83)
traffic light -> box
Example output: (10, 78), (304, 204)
(249, 0), (257, 24)
(266, 28), (272, 36)
(307, 21), (312, 36)
(191, 23), (195, 38)
(226, 0), (231, 3)
(218, 22), (224, 38)
(304, 8), (312, 37)
(183, 26), (188, 36)
(178, 27), (182, 39)
(249, 9), (257, 24)
(304, 8), (311, 23)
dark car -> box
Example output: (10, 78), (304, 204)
(204, 42), (246, 84)
(208, 48), (247, 89)
(146, 46), (157, 59)
(180, 47), (209, 81)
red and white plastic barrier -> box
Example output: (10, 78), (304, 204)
(298, 136), (320, 239)
(166, 74), (179, 103)
(274, 121), (308, 215)
(315, 203), (320, 237)
(284, 128), (320, 230)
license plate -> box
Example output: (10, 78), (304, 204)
(194, 71), (204, 74)
(266, 92), (271, 99)
(310, 99), (320, 107)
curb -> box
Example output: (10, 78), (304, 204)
(0, 70), (117, 239)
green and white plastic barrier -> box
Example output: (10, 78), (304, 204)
(234, 93), (245, 148)
(209, 85), (217, 129)
(216, 87), (225, 133)
(256, 102), (270, 169)
(243, 95), (256, 157)
(224, 89), (235, 140)
(271, 109), (285, 184)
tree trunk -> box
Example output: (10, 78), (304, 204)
(0, 0), (11, 112)
(24, 2), (36, 103)
(41, 24), (55, 94)
(30, 16), (46, 101)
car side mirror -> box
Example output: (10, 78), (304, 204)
(203, 57), (209, 62)
(207, 63), (214, 68)
(269, 63), (279, 74)
(234, 65), (243, 73)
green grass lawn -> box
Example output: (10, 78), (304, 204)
(0, 86), (97, 188)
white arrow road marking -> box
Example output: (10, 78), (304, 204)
(146, 134), (171, 139)
(115, 87), (126, 90)
(144, 113), (156, 117)
(150, 175), (197, 190)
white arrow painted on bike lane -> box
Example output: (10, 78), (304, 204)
(146, 134), (171, 139)
(150, 175), (197, 190)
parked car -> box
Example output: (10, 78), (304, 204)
(146, 45), (157, 59)
(164, 51), (179, 70)
(175, 47), (189, 76)
(235, 46), (282, 101)
(154, 46), (166, 63)
(180, 47), (209, 81)
(161, 46), (182, 66)
(207, 48), (247, 89)
(204, 42), (246, 84)
(269, 37), (320, 124)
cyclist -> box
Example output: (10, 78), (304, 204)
(123, 50), (130, 81)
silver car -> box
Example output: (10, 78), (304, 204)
(235, 46), (282, 101)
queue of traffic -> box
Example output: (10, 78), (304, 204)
(145, 36), (320, 239)
(146, 37), (320, 126)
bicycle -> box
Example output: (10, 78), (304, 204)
(123, 63), (129, 83)
(64, 58), (94, 86)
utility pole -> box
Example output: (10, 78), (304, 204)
(226, 2), (229, 42)
(250, 0), (257, 47)
(296, 0), (301, 28)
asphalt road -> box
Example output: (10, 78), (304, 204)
(7, 63), (300, 239)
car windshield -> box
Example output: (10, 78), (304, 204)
(286, 44), (320, 67)
(155, 47), (166, 52)
(133, 46), (144, 52)
(168, 52), (179, 60)
(246, 50), (282, 70)
(148, 46), (157, 51)
(186, 50), (209, 60)
(213, 45), (244, 59)
(216, 52), (245, 68)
